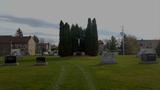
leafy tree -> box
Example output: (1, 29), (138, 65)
(98, 40), (104, 55)
(120, 35), (140, 55)
(105, 41), (111, 51)
(119, 34), (126, 55)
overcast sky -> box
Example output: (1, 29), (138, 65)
(0, 0), (160, 44)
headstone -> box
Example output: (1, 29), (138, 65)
(82, 52), (85, 55)
(4, 56), (19, 66)
(73, 52), (77, 56)
(35, 56), (48, 65)
(101, 51), (117, 64)
(139, 48), (157, 64)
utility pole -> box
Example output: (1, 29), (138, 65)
(78, 38), (80, 51)
(120, 25), (125, 55)
(10, 41), (13, 55)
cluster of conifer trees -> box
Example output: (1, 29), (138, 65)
(58, 18), (98, 57)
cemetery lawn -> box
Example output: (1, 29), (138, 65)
(0, 56), (160, 90)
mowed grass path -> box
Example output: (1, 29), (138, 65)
(0, 55), (160, 90)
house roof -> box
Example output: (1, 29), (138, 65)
(0, 35), (31, 44)
(138, 40), (160, 48)
(138, 40), (160, 44)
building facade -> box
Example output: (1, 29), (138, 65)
(138, 40), (159, 49)
(38, 43), (51, 55)
(0, 36), (38, 56)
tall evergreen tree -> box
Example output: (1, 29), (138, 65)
(79, 28), (85, 52)
(109, 36), (118, 52)
(91, 18), (98, 55)
(58, 20), (65, 56)
(63, 23), (72, 56)
(71, 24), (77, 52)
(15, 28), (23, 37)
(85, 18), (92, 55)
(67, 23), (72, 56)
(85, 18), (98, 56)
(58, 18), (98, 57)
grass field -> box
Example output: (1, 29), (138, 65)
(0, 55), (160, 90)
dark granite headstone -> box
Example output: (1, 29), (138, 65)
(4, 56), (19, 65)
(35, 57), (48, 65)
(140, 54), (157, 64)
(139, 48), (157, 64)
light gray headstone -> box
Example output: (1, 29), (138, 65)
(101, 51), (117, 64)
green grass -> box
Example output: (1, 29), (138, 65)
(0, 55), (160, 90)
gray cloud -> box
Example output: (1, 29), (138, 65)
(24, 32), (58, 37)
(0, 15), (59, 29)
(98, 29), (121, 38)
(0, 26), (17, 35)
(24, 32), (58, 45)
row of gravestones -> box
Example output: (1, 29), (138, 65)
(1, 50), (157, 66)
(1, 56), (48, 66)
(102, 50), (158, 64)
